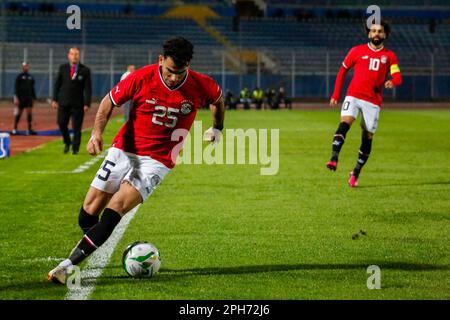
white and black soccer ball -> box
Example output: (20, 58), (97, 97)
(122, 241), (161, 277)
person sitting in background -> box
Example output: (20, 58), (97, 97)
(240, 87), (251, 110)
(277, 86), (292, 109)
(225, 90), (237, 110)
(266, 88), (278, 109)
(252, 87), (264, 110)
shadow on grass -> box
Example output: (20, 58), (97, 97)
(357, 181), (450, 189)
(0, 262), (448, 295)
(0, 279), (67, 298)
(95, 261), (450, 284)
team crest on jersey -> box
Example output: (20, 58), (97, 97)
(180, 100), (193, 115)
(381, 56), (388, 64)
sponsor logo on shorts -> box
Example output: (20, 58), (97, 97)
(150, 175), (161, 187)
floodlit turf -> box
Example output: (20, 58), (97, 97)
(0, 109), (449, 300)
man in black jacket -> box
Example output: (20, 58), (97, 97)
(52, 47), (92, 154)
(13, 62), (37, 135)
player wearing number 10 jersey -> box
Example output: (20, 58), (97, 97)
(326, 20), (402, 187)
(48, 37), (225, 284)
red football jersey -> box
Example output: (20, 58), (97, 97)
(342, 43), (399, 106)
(109, 64), (222, 168)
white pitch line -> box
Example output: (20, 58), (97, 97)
(64, 205), (140, 300)
(27, 151), (106, 174)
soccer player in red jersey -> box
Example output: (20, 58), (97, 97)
(48, 37), (225, 284)
(326, 20), (402, 187)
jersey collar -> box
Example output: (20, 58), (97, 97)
(158, 66), (189, 91)
(367, 43), (384, 52)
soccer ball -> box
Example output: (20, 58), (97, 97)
(122, 241), (161, 277)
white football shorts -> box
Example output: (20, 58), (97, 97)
(91, 147), (170, 202)
(341, 96), (381, 133)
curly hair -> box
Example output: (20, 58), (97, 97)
(162, 37), (194, 68)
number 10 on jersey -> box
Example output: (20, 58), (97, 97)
(369, 58), (380, 71)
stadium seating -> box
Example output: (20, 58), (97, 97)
(2, 3), (450, 100)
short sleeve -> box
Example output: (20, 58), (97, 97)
(109, 72), (137, 107)
(204, 76), (222, 105)
(342, 47), (358, 69)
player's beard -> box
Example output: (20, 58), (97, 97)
(369, 37), (384, 46)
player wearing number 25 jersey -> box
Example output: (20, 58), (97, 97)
(48, 37), (225, 284)
(109, 63), (221, 169)
(326, 20), (402, 187)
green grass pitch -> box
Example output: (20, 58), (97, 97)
(0, 109), (449, 299)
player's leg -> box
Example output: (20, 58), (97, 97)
(349, 130), (373, 187)
(79, 186), (114, 233)
(77, 147), (130, 233)
(65, 181), (143, 267)
(48, 148), (130, 283)
(48, 153), (170, 284)
(70, 107), (85, 154)
(12, 106), (23, 134)
(68, 160), (169, 268)
(348, 101), (379, 187)
(48, 182), (140, 284)
(66, 187), (113, 263)
(57, 105), (72, 153)
(327, 97), (358, 171)
(25, 105), (36, 135)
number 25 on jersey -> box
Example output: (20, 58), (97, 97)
(152, 106), (179, 128)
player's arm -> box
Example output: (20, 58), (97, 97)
(205, 96), (225, 143)
(52, 66), (63, 109)
(385, 64), (402, 89)
(83, 67), (92, 111)
(211, 96), (225, 131)
(32, 77), (37, 100)
(385, 52), (402, 89)
(87, 94), (114, 156)
(13, 75), (19, 105)
(330, 66), (349, 107)
(330, 47), (355, 107)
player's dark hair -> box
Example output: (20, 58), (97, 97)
(365, 19), (391, 39)
(162, 37), (194, 68)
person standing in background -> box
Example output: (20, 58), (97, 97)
(12, 62), (37, 135)
(52, 47), (92, 155)
(120, 64), (136, 122)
